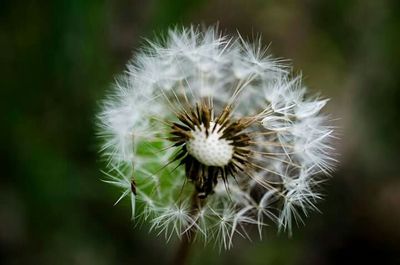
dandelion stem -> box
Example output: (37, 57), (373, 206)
(173, 229), (194, 265)
(172, 191), (205, 265)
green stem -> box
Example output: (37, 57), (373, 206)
(172, 191), (205, 265)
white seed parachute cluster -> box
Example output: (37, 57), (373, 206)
(97, 26), (336, 249)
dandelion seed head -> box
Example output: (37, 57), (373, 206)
(97, 25), (337, 249)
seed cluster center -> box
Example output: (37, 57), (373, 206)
(186, 122), (234, 167)
(169, 103), (253, 198)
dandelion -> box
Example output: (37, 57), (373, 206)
(97, 25), (336, 254)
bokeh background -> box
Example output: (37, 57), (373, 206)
(2, 0), (400, 264)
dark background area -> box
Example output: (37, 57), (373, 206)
(1, 0), (400, 264)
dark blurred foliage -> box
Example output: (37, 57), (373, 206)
(1, 0), (400, 264)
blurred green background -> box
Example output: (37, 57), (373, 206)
(1, 0), (400, 264)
